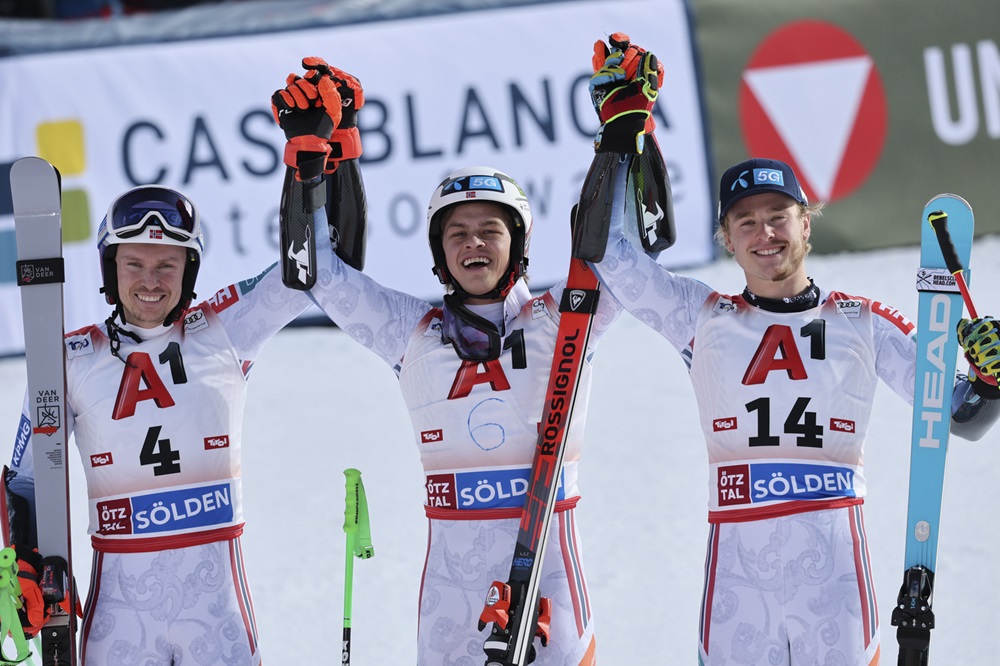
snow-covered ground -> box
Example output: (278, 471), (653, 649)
(2, 236), (999, 664)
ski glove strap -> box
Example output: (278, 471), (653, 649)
(590, 32), (664, 154)
(957, 316), (1000, 391)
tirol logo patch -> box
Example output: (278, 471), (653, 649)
(830, 418), (856, 433)
(204, 435), (229, 449)
(713, 417), (738, 432)
(421, 429), (443, 444)
(90, 452), (113, 467)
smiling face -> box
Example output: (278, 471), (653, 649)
(115, 243), (187, 328)
(441, 202), (512, 304)
(722, 192), (812, 299)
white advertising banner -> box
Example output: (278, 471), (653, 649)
(0, 0), (713, 356)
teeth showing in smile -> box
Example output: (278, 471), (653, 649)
(755, 247), (782, 256)
(463, 257), (489, 267)
(136, 294), (164, 302)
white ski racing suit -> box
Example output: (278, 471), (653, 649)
(591, 206), (996, 666)
(6, 211), (343, 665)
(305, 209), (624, 663)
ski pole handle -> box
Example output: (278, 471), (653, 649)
(343, 469), (359, 666)
(928, 210), (999, 387)
(928, 210), (978, 318)
(343, 469), (375, 666)
(343, 469), (374, 559)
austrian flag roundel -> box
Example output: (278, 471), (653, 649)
(739, 20), (887, 204)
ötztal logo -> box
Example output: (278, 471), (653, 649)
(739, 20), (887, 204)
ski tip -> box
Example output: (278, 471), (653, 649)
(924, 192), (971, 209)
(11, 156), (57, 178)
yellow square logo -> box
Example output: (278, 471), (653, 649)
(36, 121), (86, 176)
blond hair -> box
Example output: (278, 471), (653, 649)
(714, 201), (825, 254)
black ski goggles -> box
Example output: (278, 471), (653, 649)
(108, 186), (200, 243)
(441, 294), (502, 362)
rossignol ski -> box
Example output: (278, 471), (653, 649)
(891, 194), (974, 666)
(12, 156), (77, 665)
(477, 249), (600, 666)
(478, 138), (674, 665)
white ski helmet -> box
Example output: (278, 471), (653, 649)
(426, 166), (532, 299)
(97, 185), (204, 325)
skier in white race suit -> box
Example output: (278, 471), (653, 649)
(3, 70), (368, 664)
(263, 39), (664, 664)
(589, 154), (1000, 665)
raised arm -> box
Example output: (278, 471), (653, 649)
(267, 57), (433, 370)
(580, 34), (711, 356)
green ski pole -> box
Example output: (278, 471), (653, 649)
(343, 469), (374, 666)
(0, 547), (32, 665)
